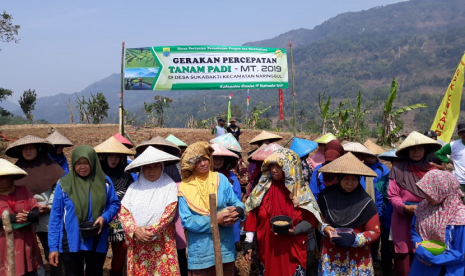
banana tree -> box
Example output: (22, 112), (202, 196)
(377, 78), (427, 147)
(318, 92), (331, 134)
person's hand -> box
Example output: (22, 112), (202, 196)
(243, 242), (253, 263)
(39, 206), (51, 214)
(332, 233), (356, 248)
(415, 242), (421, 249)
(94, 216), (105, 234)
(323, 225), (336, 239)
(16, 211), (29, 224)
(135, 227), (154, 242)
(403, 205), (417, 216)
(49, 251), (59, 267)
(271, 228), (294, 236)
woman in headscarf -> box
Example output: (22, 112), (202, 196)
(94, 136), (136, 276)
(5, 135), (64, 276)
(410, 170), (465, 276)
(178, 142), (245, 276)
(244, 148), (322, 276)
(46, 131), (74, 176)
(0, 159), (42, 276)
(119, 146), (181, 276)
(318, 153), (381, 275)
(211, 143), (242, 246)
(308, 133), (336, 170)
(48, 145), (120, 276)
(388, 131), (441, 276)
(309, 139), (344, 200)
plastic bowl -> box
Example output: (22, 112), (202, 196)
(79, 221), (99, 239)
(335, 228), (353, 234)
(270, 215), (292, 235)
(421, 240), (446, 256)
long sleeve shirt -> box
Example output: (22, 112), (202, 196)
(436, 140), (465, 184)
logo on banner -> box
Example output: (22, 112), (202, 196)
(163, 48), (171, 57)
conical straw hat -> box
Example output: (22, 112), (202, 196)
(378, 148), (400, 162)
(249, 131), (283, 145)
(0, 158), (28, 180)
(250, 142), (283, 163)
(210, 133), (242, 152)
(318, 152), (377, 177)
(113, 133), (134, 149)
(136, 136), (181, 155)
(94, 137), (134, 155)
(289, 137), (318, 158)
(211, 143), (239, 159)
(5, 135), (55, 158)
(125, 146), (180, 172)
(343, 142), (376, 157)
(364, 140), (386, 155)
(46, 131), (73, 147)
(396, 131), (441, 158)
(166, 134), (188, 149)
(313, 133), (336, 144)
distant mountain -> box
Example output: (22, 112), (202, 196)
(0, 100), (20, 114)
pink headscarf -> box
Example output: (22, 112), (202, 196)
(415, 170), (465, 242)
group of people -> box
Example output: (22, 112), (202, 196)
(2, 123), (465, 276)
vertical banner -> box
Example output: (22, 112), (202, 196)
(228, 94), (233, 123)
(246, 90), (250, 119)
(279, 89), (284, 120)
(430, 53), (465, 142)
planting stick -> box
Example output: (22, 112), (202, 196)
(209, 194), (223, 276)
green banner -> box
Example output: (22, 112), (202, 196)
(124, 45), (288, 91)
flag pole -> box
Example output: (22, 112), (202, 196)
(119, 41), (125, 135)
(289, 41), (296, 136)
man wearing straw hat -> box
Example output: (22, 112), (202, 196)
(46, 130), (74, 176)
(226, 117), (241, 141)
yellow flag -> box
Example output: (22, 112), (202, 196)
(430, 53), (465, 143)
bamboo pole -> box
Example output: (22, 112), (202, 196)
(209, 194), (223, 276)
(289, 41), (297, 137)
(119, 41), (125, 135)
(2, 210), (14, 276)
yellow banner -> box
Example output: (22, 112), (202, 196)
(431, 53), (465, 143)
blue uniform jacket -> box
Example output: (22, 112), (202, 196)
(226, 171), (242, 243)
(410, 216), (465, 276)
(48, 176), (120, 254)
(179, 173), (245, 270)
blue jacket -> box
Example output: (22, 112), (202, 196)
(368, 160), (391, 224)
(310, 164), (384, 217)
(48, 152), (70, 176)
(410, 216), (465, 276)
(227, 172), (242, 243)
(179, 173), (245, 270)
(48, 176), (120, 254)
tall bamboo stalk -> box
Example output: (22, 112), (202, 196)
(2, 210), (14, 276)
(209, 194), (223, 276)
(289, 41), (296, 136)
(119, 41), (125, 135)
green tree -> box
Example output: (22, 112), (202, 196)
(142, 101), (155, 126)
(87, 93), (109, 124)
(18, 89), (37, 123)
(1, 11), (20, 50)
(153, 95), (173, 127)
(0, 87), (13, 117)
(75, 94), (90, 124)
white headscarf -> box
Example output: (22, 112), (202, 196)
(121, 163), (178, 226)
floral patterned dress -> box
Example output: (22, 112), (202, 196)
(319, 214), (380, 275)
(120, 202), (180, 276)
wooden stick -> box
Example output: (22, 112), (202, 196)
(2, 210), (15, 276)
(209, 194), (223, 276)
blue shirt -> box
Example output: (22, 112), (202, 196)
(410, 216), (465, 276)
(48, 176), (120, 254)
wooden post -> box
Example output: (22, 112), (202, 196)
(119, 41), (125, 135)
(2, 210), (14, 276)
(209, 194), (223, 276)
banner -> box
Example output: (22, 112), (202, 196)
(227, 94), (233, 123)
(124, 46), (288, 91)
(430, 53), (465, 142)
(279, 89), (284, 120)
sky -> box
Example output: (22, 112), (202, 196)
(0, 0), (404, 102)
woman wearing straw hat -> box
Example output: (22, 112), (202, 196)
(308, 133), (336, 170)
(178, 142), (245, 276)
(48, 145), (120, 276)
(409, 170), (465, 276)
(0, 158), (42, 276)
(388, 131), (441, 276)
(289, 137), (318, 185)
(318, 153), (380, 275)
(244, 148), (322, 276)
(46, 131), (73, 176)
(5, 135), (65, 276)
(119, 146), (181, 276)
(94, 137), (136, 276)
(211, 143), (242, 246)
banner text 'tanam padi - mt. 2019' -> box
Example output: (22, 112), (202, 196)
(124, 46), (288, 91)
